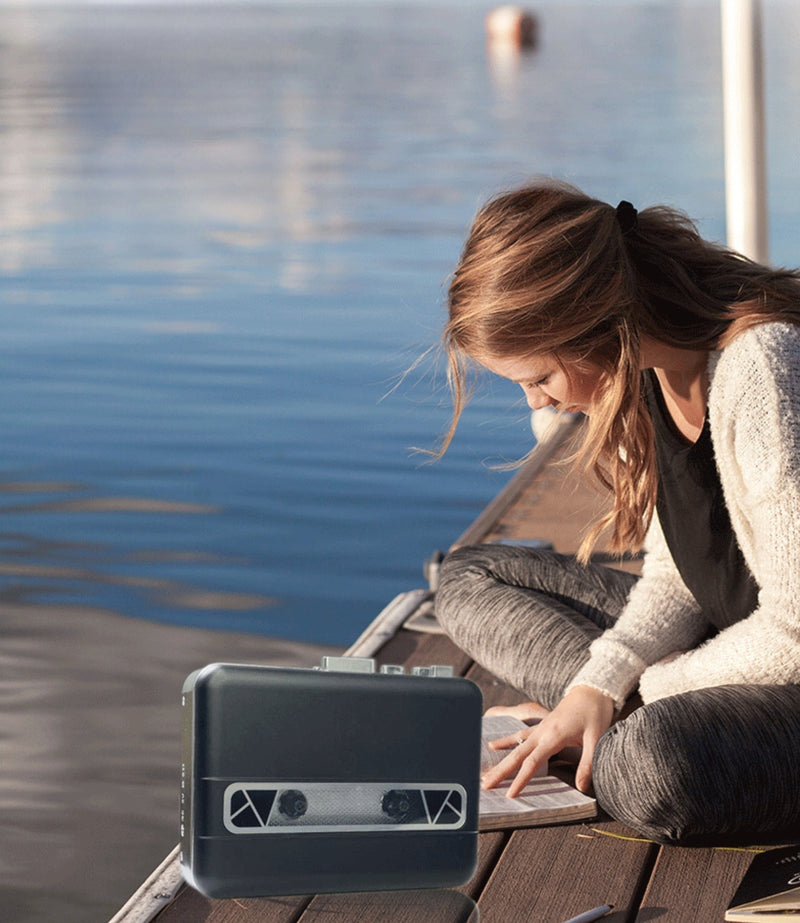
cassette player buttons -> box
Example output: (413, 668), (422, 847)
(412, 665), (455, 678)
(317, 657), (454, 678)
(319, 655), (376, 674)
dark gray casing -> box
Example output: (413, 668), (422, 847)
(181, 662), (482, 898)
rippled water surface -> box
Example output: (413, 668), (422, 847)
(0, 1), (798, 920)
(1, 1), (799, 646)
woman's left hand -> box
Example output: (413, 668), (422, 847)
(481, 685), (615, 797)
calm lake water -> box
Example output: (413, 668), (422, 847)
(1, 0), (799, 647)
(0, 1), (798, 920)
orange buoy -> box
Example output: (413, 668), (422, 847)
(485, 6), (539, 49)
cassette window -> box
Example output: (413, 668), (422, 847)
(223, 782), (467, 834)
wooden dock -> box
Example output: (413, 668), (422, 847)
(113, 414), (765, 923)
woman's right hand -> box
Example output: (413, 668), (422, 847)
(481, 685), (616, 797)
(484, 701), (551, 722)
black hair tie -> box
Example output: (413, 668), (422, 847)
(615, 200), (638, 234)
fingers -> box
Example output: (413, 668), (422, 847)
(507, 755), (543, 798)
(575, 750), (594, 794)
(574, 727), (603, 793)
(482, 688), (615, 799)
(484, 702), (550, 721)
(481, 737), (545, 796)
(488, 730), (530, 751)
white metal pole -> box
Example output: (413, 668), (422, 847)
(720, 0), (768, 262)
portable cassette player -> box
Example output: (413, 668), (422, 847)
(180, 657), (482, 898)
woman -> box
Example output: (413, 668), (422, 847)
(435, 180), (800, 845)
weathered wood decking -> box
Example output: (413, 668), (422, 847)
(114, 415), (764, 923)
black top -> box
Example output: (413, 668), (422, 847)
(643, 371), (759, 632)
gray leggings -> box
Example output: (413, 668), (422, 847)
(436, 544), (800, 846)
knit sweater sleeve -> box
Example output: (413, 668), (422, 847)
(565, 513), (709, 709)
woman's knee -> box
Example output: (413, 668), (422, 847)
(434, 545), (486, 634)
(436, 543), (552, 633)
(593, 685), (800, 846)
(435, 544), (533, 627)
(436, 545), (485, 591)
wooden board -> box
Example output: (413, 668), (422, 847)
(477, 822), (656, 923)
(637, 846), (759, 923)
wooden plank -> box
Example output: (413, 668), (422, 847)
(476, 822), (656, 923)
(456, 415), (617, 556)
(464, 831), (508, 902)
(156, 831), (510, 922)
(292, 832), (506, 923)
(466, 663), (525, 709)
(372, 629), (473, 677)
(454, 416), (585, 549)
(452, 418), (644, 581)
(479, 444), (609, 552)
(155, 887), (311, 923)
(636, 846), (757, 922)
(294, 889), (477, 923)
(160, 827), (507, 923)
(346, 590), (432, 659)
(111, 845), (183, 923)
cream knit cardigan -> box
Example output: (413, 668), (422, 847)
(568, 321), (800, 707)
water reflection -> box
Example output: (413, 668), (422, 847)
(0, 480), (278, 617)
(6, 496), (215, 514)
(0, 15), (65, 274)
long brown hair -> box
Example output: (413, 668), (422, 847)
(443, 179), (800, 561)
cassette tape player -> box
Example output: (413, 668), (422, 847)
(181, 656), (482, 898)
